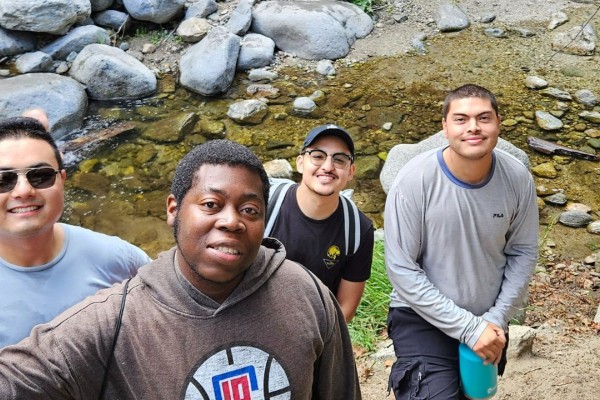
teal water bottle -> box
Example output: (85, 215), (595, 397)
(458, 343), (498, 399)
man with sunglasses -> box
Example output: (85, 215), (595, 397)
(0, 116), (150, 348)
(266, 124), (374, 322)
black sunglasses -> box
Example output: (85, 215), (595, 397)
(0, 167), (60, 193)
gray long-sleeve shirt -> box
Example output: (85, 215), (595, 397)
(385, 148), (539, 348)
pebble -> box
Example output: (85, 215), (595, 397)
(566, 203), (592, 213)
(525, 76), (548, 89)
(544, 192), (568, 206)
(588, 221), (600, 234)
(558, 210), (593, 228)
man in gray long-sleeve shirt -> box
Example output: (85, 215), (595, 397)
(385, 84), (538, 399)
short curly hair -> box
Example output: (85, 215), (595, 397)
(0, 117), (64, 170)
(171, 139), (270, 213)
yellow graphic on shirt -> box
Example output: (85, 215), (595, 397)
(324, 245), (341, 269)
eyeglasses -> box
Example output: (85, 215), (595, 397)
(0, 167), (60, 193)
(301, 149), (353, 168)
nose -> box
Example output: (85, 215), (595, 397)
(319, 155), (335, 171)
(215, 206), (245, 232)
(10, 174), (35, 197)
(467, 118), (481, 132)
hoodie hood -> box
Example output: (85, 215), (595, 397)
(137, 238), (288, 318)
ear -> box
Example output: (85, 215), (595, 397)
(347, 162), (356, 181)
(296, 154), (304, 174)
(442, 118), (448, 138)
(166, 194), (178, 227)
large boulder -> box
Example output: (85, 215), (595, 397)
(251, 0), (373, 60)
(237, 33), (275, 71)
(0, 0), (91, 35)
(0, 27), (36, 57)
(379, 131), (530, 194)
(179, 26), (240, 96)
(40, 25), (111, 60)
(90, 0), (114, 12)
(122, 0), (185, 24)
(0, 73), (87, 139)
(69, 43), (157, 100)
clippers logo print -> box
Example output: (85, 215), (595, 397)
(182, 346), (291, 400)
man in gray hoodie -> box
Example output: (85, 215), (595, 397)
(0, 139), (361, 399)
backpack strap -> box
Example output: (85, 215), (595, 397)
(264, 180), (294, 237)
(340, 195), (361, 256)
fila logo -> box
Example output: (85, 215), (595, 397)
(493, 213), (504, 218)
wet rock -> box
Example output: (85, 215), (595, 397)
(588, 138), (600, 149)
(548, 11), (568, 30)
(0, 73), (86, 139)
(15, 51), (53, 73)
(69, 43), (157, 100)
(0, 27), (36, 57)
(586, 128), (600, 138)
(309, 90), (327, 106)
(537, 196), (546, 210)
(226, 0), (252, 36)
(588, 221), (600, 234)
(71, 172), (111, 193)
(142, 112), (198, 142)
(246, 84), (279, 99)
(535, 111), (563, 131)
(579, 111), (600, 123)
(41, 25), (110, 60)
(180, 26), (240, 96)
(574, 89), (598, 107)
(540, 87), (572, 101)
(264, 159), (293, 179)
(484, 28), (508, 38)
(355, 155), (381, 180)
(185, 0), (218, 19)
(558, 210), (593, 228)
(507, 325), (536, 359)
(0, 0), (90, 35)
(176, 17), (211, 43)
(316, 59), (336, 76)
(536, 185), (555, 196)
(123, 0), (185, 24)
(237, 33), (275, 71)
(544, 192), (568, 206)
(248, 68), (277, 82)
(199, 119), (226, 138)
(531, 162), (558, 179)
(525, 76), (548, 90)
(227, 99), (268, 124)
(552, 24), (597, 56)
(292, 97), (317, 115)
(435, 4), (469, 32)
(410, 33), (427, 54)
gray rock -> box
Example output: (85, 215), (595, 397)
(0, 0), (91, 35)
(558, 210), (593, 227)
(410, 34), (427, 54)
(69, 43), (157, 100)
(92, 10), (132, 32)
(179, 26), (240, 96)
(478, 13), (496, 23)
(543, 192), (568, 206)
(316, 59), (336, 76)
(264, 159), (293, 179)
(524, 75), (548, 90)
(119, 42), (130, 51)
(185, 0), (218, 19)
(15, 51), (54, 73)
(251, 0), (373, 60)
(0, 27), (37, 57)
(579, 111), (600, 123)
(246, 84), (279, 99)
(512, 27), (535, 38)
(122, 0), (185, 24)
(435, 3), (470, 32)
(0, 73), (87, 139)
(484, 28), (508, 38)
(226, 0), (253, 36)
(574, 89), (598, 107)
(227, 99), (268, 125)
(552, 24), (597, 56)
(380, 132), (530, 193)
(90, 0), (113, 11)
(41, 25), (110, 60)
(248, 68), (277, 82)
(507, 325), (536, 359)
(548, 11), (568, 30)
(55, 61), (69, 74)
(535, 111), (563, 131)
(293, 97), (317, 114)
(540, 87), (572, 101)
(237, 33), (275, 71)
(588, 221), (600, 234)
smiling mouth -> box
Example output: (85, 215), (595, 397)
(9, 205), (41, 214)
(213, 246), (240, 255)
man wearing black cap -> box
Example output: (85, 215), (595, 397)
(265, 124), (374, 322)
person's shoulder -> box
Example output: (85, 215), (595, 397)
(62, 224), (139, 247)
(493, 149), (532, 177)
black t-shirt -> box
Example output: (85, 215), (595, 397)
(268, 185), (374, 295)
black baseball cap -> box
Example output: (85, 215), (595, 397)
(302, 124), (355, 156)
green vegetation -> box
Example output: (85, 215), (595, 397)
(349, 240), (392, 351)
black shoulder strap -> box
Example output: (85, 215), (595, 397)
(99, 278), (131, 400)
